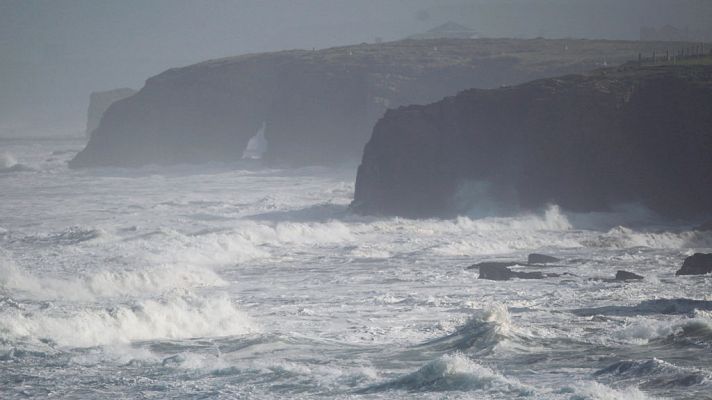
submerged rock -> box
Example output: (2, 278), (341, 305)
(527, 254), (561, 264)
(352, 65), (712, 219)
(615, 270), (644, 281)
(70, 38), (670, 168)
(676, 253), (712, 276)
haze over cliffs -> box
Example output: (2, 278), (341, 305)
(70, 38), (675, 168)
(85, 88), (137, 138)
(352, 65), (712, 220)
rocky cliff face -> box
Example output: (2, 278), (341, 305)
(70, 38), (681, 168)
(85, 88), (136, 138)
(352, 65), (712, 219)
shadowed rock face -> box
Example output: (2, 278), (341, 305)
(70, 38), (678, 168)
(352, 65), (712, 220)
(676, 253), (712, 276)
(86, 88), (137, 138)
(615, 270), (644, 281)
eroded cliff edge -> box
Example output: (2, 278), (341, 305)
(352, 65), (712, 219)
(85, 88), (137, 138)
(70, 38), (673, 168)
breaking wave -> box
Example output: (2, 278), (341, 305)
(583, 226), (712, 249)
(0, 257), (226, 301)
(561, 381), (656, 400)
(595, 358), (710, 389)
(416, 304), (521, 355)
(0, 292), (257, 347)
(0, 151), (33, 173)
(360, 353), (533, 395)
(613, 313), (712, 346)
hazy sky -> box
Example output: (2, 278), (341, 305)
(1, 0), (710, 137)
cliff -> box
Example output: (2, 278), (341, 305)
(85, 88), (137, 138)
(352, 65), (712, 219)
(71, 38), (684, 168)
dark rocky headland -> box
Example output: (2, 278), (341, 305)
(352, 64), (712, 220)
(70, 38), (679, 168)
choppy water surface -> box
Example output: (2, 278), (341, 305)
(1, 138), (711, 399)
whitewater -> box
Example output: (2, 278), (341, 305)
(1, 137), (711, 399)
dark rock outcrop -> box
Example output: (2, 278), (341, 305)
(70, 38), (678, 168)
(477, 264), (546, 281)
(615, 270), (644, 281)
(528, 254), (561, 264)
(85, 88), (137, 138)
(676, 253), (712, 276)
(352, 65), (712, 219)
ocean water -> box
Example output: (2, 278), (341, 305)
(1, 137), (711, 399)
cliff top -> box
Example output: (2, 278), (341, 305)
(150, 37), (708, 83)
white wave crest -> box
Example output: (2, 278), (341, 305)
(0, 151), (17, 168)
(0, 292), (257, 347)
(564, 381), (656, 400)
(366, 353), (533, 394)
(584, 226), (712, 249)
(0, 258), (225, 301)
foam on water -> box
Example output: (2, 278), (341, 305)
(0, 292), (257, 347)
(613, 314), (712, 345)
(418, 304), (520, 355)
(584, 226), (712, 249)
(2, 138), (712, 399)
(0, 256), (225, 301)
(563, 381), (656, 400)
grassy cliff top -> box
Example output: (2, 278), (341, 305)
(162, 37), (710, 78)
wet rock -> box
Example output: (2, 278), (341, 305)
(615, 270), (644, 281)
(527, 254), (560, 264)
(475, 263), (559, 281)
(676, 253), (712, 276)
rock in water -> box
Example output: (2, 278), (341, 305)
(615, 270), (644, 281)
(85, 88), (137, 138)
(528, 254), (560, 264)
(69, 38), (669, 168)
(476, 264), (548, 281)
(352, 65), (712, 219)
(676, 253), (712, 276)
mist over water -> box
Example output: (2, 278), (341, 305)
(1, 138), (711, 399)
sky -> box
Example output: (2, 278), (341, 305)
(1, 0), (711, 137)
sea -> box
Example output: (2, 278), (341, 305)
(1, 137), (711, 399)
